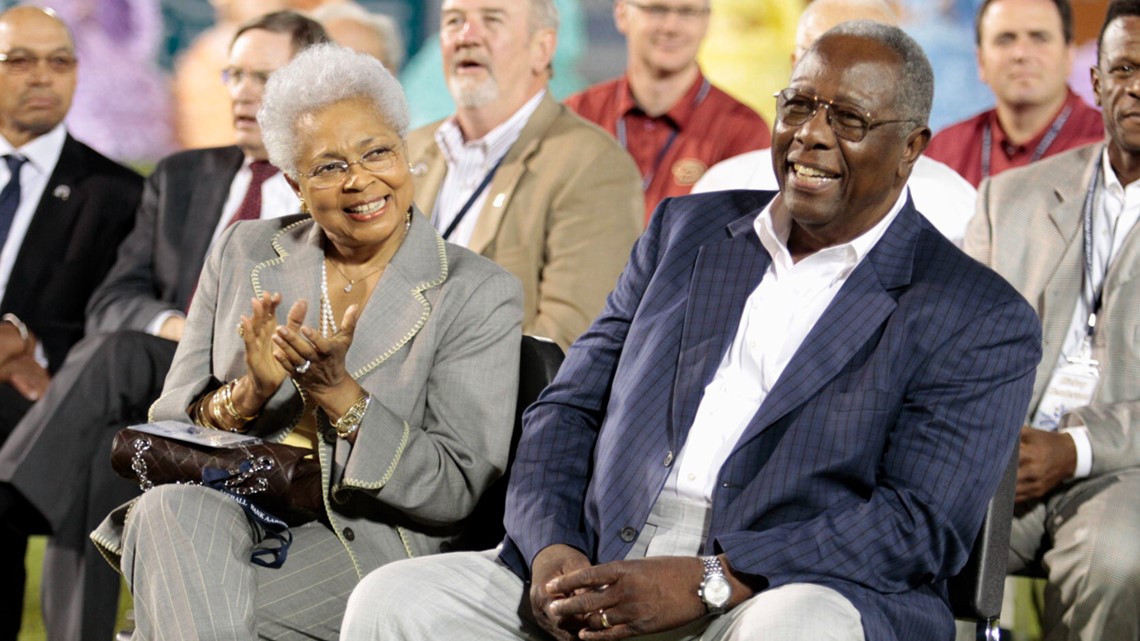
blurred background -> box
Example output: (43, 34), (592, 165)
(0, 0), (1111, 168)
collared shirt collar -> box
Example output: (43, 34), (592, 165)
(755, 187), (908, 275)
(0, 124), (67, 178)
(1103, 145), (1128, 194)
(989, 88), (1081, 154)
(616, 69), (710, 131)
(435, 89), (547, 166)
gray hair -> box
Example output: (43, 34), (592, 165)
(822, 20), (934, 127)
(310, 3), (406, 71)
(258, 43), (410, 177)
(528, 0), (559, 33)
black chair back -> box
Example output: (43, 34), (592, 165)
(948, 446), (1019, 639)
(447, 335), (564, 552)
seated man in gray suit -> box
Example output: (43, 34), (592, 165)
(406, 0), (644, 351)
(966, 2), (1140, 639)
(0, 11), (328, 641)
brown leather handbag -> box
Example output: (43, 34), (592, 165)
(110, 426), (324, 526)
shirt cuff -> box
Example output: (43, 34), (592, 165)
(32, 339), (47, 369)
(146, 310), (185, 336)
(1060, 425), (1093, 479)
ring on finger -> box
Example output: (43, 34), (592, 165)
(236, 322), (245, 338)
(599, 610), (612, 630)
(295, 359), (311, 375)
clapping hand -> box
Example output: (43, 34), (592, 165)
(237, 292), (296, 400)
(271, 301), (360, 395)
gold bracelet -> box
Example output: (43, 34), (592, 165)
(214, 383), (251, 433)
(221, 380), (258, 422)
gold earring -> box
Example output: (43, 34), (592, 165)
(299, 196), (309, 214)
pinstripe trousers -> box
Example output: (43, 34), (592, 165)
(120, 484), (358, 641)
(1009, 468), (1140, 641)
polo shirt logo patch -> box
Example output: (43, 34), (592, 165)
(672, 159), (707, 186)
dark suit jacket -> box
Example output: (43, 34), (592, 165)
(0, 134), (140, 371)
(501, 191), (1042, 640)
(86, 145), (244, 333)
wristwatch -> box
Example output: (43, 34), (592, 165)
(333, 392), (371, 438)
(698, 555), (731, 615)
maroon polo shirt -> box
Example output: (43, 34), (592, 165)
(565, 71), (770, 223)
(925, 89), (1104, 187)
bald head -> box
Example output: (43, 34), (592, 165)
(0, 5), (74, 46)
(794, 0), (898, 63)
(0, 5), (78, 147)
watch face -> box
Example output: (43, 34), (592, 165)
(704, 575), (731, 608)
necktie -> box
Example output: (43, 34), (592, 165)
(0, 155), (28, 250)
(185, 160), (279, 313)
(226, 160), (279, 227)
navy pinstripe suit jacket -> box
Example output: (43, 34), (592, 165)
(501, 190), (1041, 640)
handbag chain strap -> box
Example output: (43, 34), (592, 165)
(129, 435), (274, 496)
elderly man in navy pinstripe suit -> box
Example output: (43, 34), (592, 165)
(342, 20), (1042, 641)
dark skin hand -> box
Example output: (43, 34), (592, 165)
(0, 351), (50, 400)
(530, 544), (594, 641)
(535, 545), (755, 640)
(0, 324), (50, 400)
(1017, 425), (1077, 504)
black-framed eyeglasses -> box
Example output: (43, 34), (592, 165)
(773, 88), (916, 143)
(301, 147), (402, 190)
(0, 51), (77, 74)
(221, 67), (272, 88)
(624, 0), (710, 20)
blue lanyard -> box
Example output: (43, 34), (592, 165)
(616, 78), (711, 191)
(1081, 160), (1103, 337)
(980, 103), (1072, 179)
(440, 153), (507, 240)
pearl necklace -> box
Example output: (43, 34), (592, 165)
(319, 260), (338, 337)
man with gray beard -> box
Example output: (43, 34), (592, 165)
(404, 0), (643, 351)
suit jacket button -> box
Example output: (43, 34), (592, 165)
(663, 450), (674, 467)
(343, 527), (355, 541)
(620, 527), (637, 542)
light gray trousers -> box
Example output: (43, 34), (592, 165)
(340, 550), (863, 641)
(121, 484), (358, 641)
(1008, 469), (1140, 641)
(341, 493), (864, 641)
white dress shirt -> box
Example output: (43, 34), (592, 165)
(664, 189), (908, 505)
(1044, 149), (1140, 479)
(431, 90), (545, 247)
(0, 125), (66, 304)
(691, 148), (975, 248)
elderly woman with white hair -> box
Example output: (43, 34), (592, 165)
(92, 43), (522, 640)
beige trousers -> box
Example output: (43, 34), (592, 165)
(1008, 469), (1140, 641)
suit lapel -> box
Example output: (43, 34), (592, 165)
(410, 137), (447, 224)
(1031, 151), (1098, 405)
(180, 147), (245, 303)
(467, 94), (560, 254)
(2, 136), (86, 310)
(739, 202), (919, 443)
(251, 213), (447, 381)
(671, 213), (769, 445)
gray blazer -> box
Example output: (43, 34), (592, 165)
(968, 143), (1140, 478)
(94, 210), (523, 577)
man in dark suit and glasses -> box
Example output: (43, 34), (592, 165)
(0, 10), (327, 641)
(0, 6), (140, 641)
(342, 20), (1042, 641)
